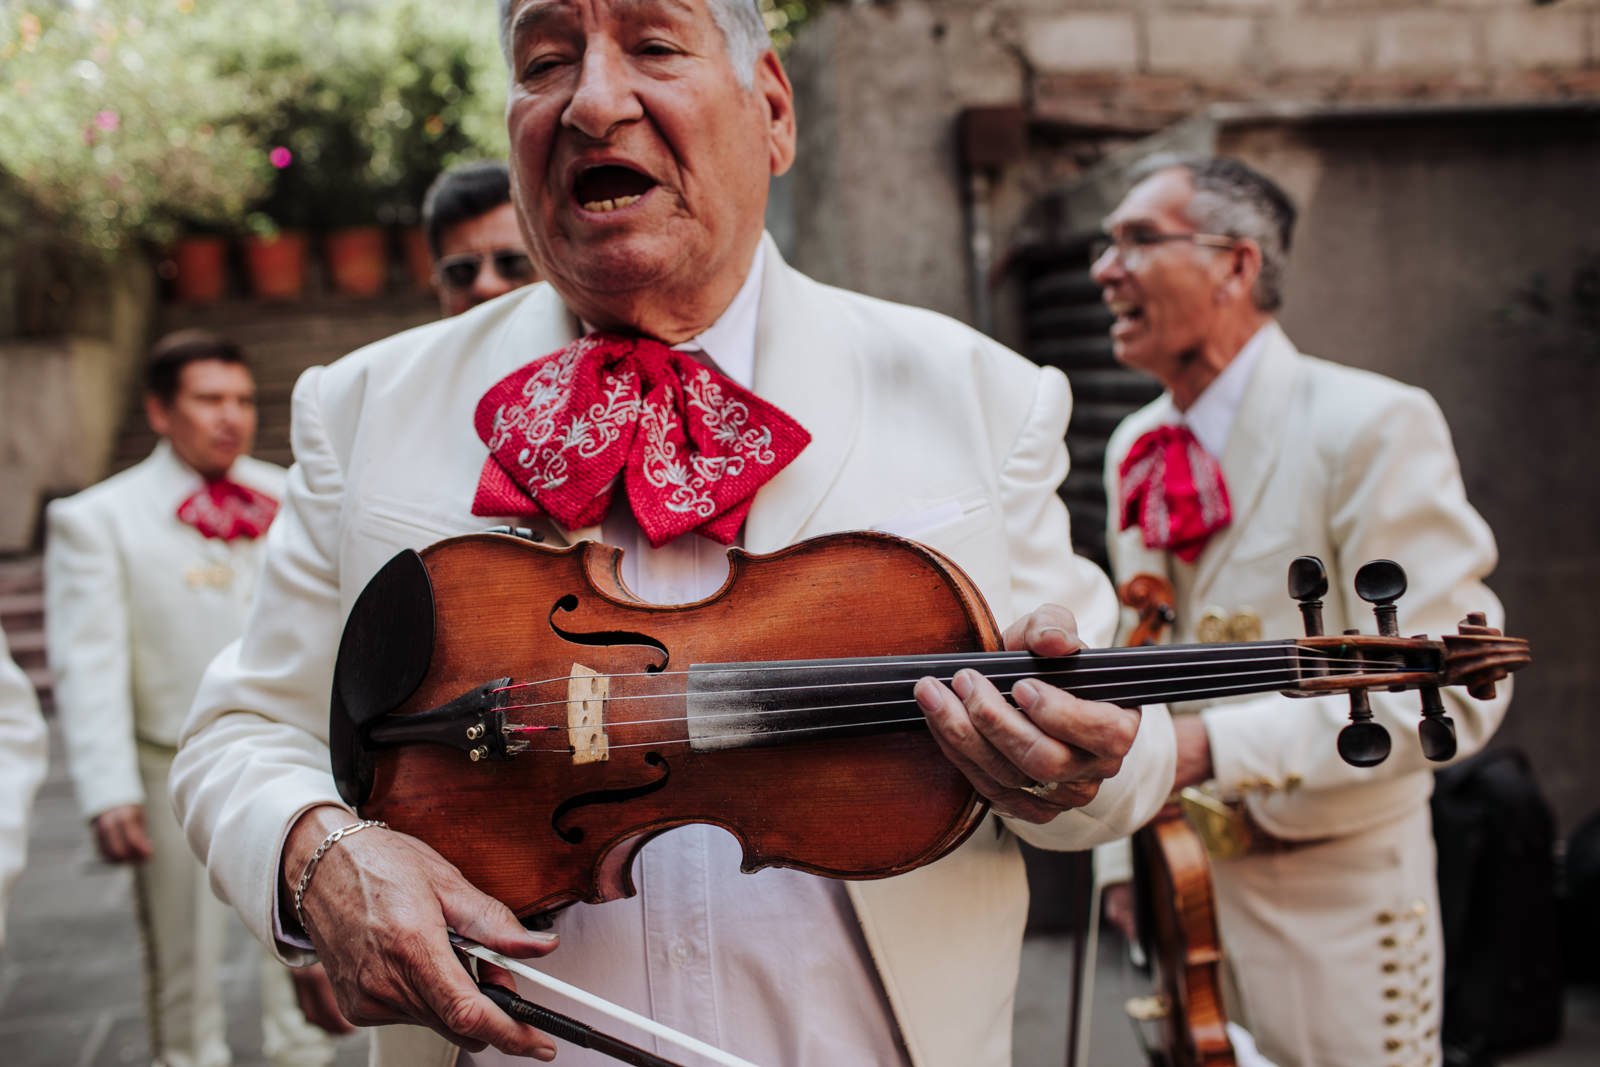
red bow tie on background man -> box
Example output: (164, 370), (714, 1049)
(176, 480), (279, 542)
(472, 333), (811, 547)
(1118, 424), (1232, 563)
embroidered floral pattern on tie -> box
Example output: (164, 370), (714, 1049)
(472, 333), (809, 546)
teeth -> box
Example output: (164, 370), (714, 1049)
(581, 194), (643, 213)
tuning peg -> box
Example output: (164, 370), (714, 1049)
(1354, 560), (1407, 637)
(1338, 687), (1392, 768)
(1417, 685), (1457, 762)
(1287, 556), (1329, 637)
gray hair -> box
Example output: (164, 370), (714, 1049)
(495, 0), (771, 88)
(1130, 154), (1297, 312)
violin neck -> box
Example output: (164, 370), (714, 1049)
(683, 642), (1305, 753)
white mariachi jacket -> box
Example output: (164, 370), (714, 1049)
(1104, 322), (1509, 842)
(173, 235), (1177, 1067)
(45, 441), (283, 819)
(0, 626), (48, 947)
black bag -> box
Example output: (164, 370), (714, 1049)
(1432, 747), (1563, 1067)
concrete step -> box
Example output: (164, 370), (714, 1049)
(5, 628), (46, 670)
(0, 592), (44, 634)
(0, 557), (43, 597)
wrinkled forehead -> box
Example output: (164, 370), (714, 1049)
(1104, 168), (1195, 233)
(508, 0), (711, 43)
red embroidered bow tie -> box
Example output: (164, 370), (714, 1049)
(176, 479), (279, 542)
(1118, 424), (1232, 563)
(472, 333), (811, 547)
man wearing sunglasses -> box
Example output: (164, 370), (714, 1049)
(1093, 155), (1507, 1067)
(423, 161), (539, 318)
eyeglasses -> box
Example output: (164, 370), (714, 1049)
(1089, 231), (1236, 268)
(436, 249), (536, 290)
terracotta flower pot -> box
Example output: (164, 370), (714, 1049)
(324, 225), (387, 298)
(242, 230), (307, 301)
(400, 225), (435, 292)
(171, 235), (228, 304)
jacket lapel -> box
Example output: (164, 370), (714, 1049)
(741, 235), (861, 553)
(1190, 323), (1301, 598)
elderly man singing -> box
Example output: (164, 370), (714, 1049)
(170, 3), (1176, 1065)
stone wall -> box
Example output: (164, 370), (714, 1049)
(0, 261), (155, 552)
(785, 0), (1600, 328)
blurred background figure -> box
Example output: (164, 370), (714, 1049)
(0, 628), (47, 952)
(44, 330), (341, 1067)
(1094, 155), (1507, 1067)
(422, 160), (538, 318)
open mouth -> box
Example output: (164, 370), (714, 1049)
(572, 165), (657, 213)
(1108, 301), (1145, 332)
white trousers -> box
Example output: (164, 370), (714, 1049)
(1212, 803), (1442, 1067)
(136, 743), (334, 1067)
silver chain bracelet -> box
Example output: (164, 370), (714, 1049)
(293, 818), (387, 929)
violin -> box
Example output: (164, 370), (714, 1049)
(1118, 573), (1236, 1067)
(328, 530), (1528, 919)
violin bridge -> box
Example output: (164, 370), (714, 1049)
(567, 663), (610, 765)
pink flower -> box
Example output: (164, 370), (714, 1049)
(94, 110), (119, 132)
(269, 146), (292, 169)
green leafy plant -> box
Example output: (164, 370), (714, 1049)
(0, 2), (286, 254)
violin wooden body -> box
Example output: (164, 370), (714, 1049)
(1132, 808), (1236, 1067)
(1120, 574), (1236, 1067)
(333, 530), (998, 917)
(330, 534), (1527, 925)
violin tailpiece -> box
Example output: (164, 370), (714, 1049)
(568, 663), (611, 765)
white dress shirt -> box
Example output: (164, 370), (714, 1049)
(470, 242), (910, 1067)
(1179, 324), (1270, 457)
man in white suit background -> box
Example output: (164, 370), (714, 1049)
(1093, 156), (1508, 1067)
(0, 628), (47, 951)
(169, 2), (1181, 1065)
(45, 331), (339, 1067)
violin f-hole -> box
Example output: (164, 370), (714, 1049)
(551, 751), (672, 844)
(549, 594), (670, 673)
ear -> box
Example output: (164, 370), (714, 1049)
(144, 393), (171, 437)
(755, 49), (796, 178)
(1221, 238), (1264, 305)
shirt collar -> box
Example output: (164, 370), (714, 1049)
(1181, 322), (1271, 457)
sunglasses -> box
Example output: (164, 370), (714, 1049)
(436, 249), (536, 290)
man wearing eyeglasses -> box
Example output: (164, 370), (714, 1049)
(1092, 156), (1507, 1067)
(423, 161), (540, 318)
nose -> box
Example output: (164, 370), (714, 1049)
(472, 260), (515, 303)
(1089, 244), (1123, 288)
(561, 41), (643, 140)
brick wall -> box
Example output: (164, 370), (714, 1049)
(785, 0), (1600, 326)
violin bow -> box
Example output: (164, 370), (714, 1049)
(453, 937), (762, 1067)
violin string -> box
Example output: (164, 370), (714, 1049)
(493, 660), (1311, 716)
(501, 661), (1355, 752)
(489, 646), (1380, 698)
(501, 672), (1345, 744)
(489, 655), (1392, 719)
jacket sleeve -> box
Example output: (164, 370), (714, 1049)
(1200, 387), (1507, 833)
(171, 365), (354, 961)
(0, 629), (47, 947)
(998, 365), (1175, 851)
(45, 498), (142, 819)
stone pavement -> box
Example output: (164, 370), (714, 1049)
(3, 707), (1596, 1066)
